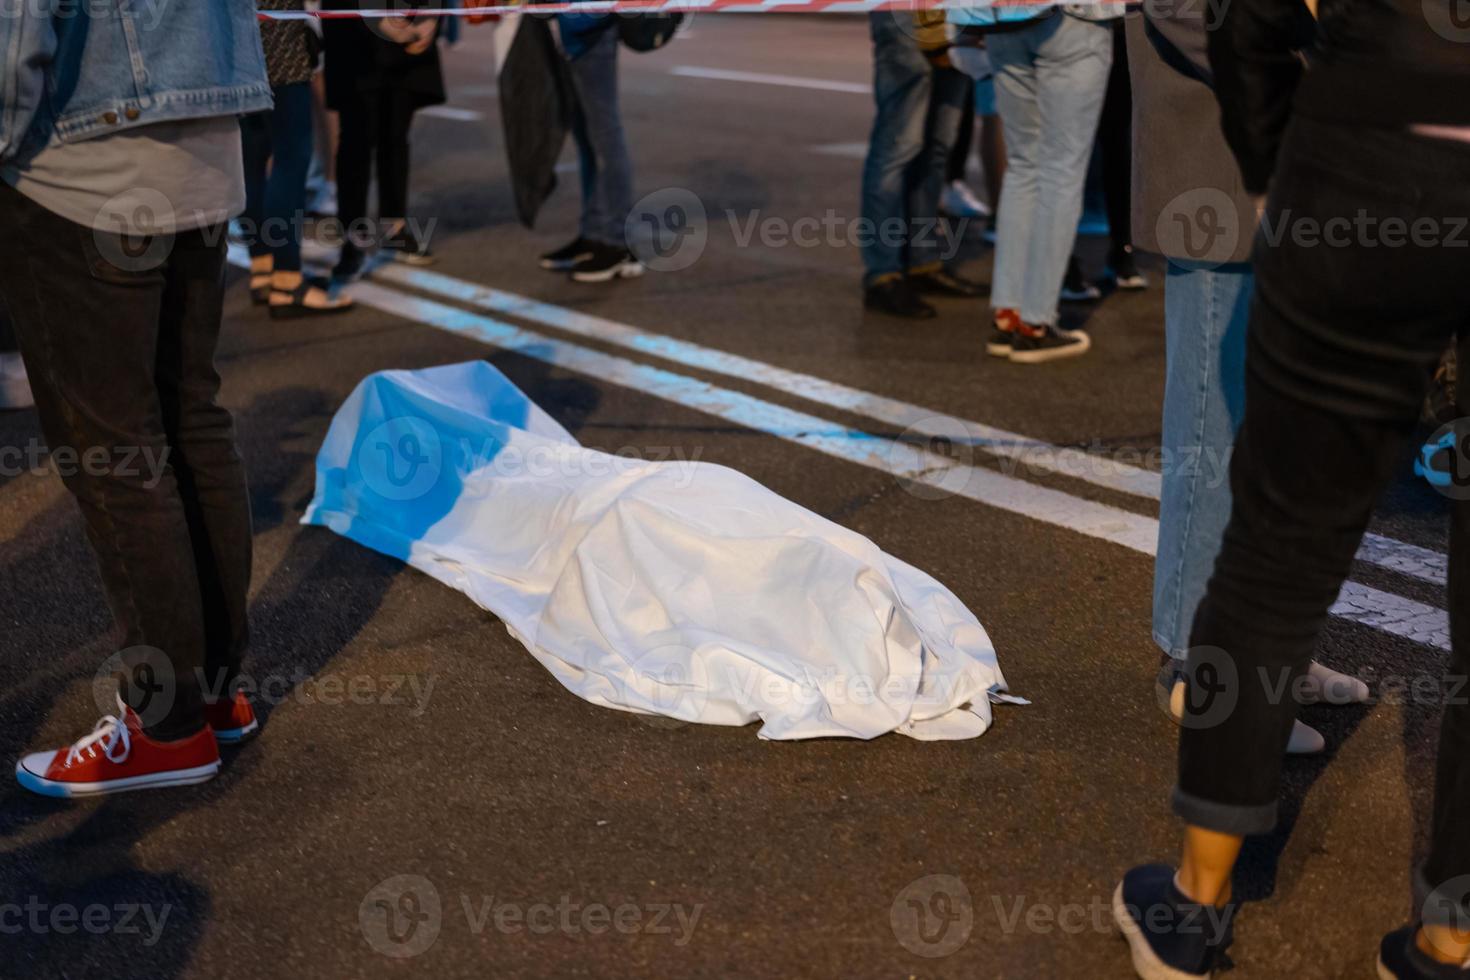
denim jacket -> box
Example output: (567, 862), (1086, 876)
(1, 0), (272, 164)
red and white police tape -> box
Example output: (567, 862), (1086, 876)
(258, 0), (1103, 19)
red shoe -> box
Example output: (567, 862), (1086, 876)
(15, 708), (220, 799)
(204, 691), (260, 744)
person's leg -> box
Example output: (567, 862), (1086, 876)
(264, 82), (351, 311)
(375, 87), (412, 229)
(1419, 329), (1470, 963)
(0, 183), (216, 741)
(1098, 20), (1134, 268)
(570, 29), (629, 249)
(239, 110), (274, 294)
(859, 12), (932, 288)
(1173, 117), (1470, 904)
(1153, 262), (1252, 661)
(263, 82), (315, 274)
(564, 54), (603, 247)
(0, 301), (30, 411)
(1020, 14), (1111, 327)
(154, 225), (254, 705)
(333, 94), (377, 259)
(240, 111), (271, 257)
(986, 28), (1043, 315)
(905, 64), (972, 275)
(946, 80), (975, 184)
(976, 77), (1005, 212)
(565, 28), (633, 249)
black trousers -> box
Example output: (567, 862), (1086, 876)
(947, 79), (976, 184)
(1097, 19), (1131, 261)
(335, 86), (418, 241)
(1174, 117), (1470, 925)
(0, 183), (253, 741)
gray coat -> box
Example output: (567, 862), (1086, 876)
(1127, 10), (1257, 265)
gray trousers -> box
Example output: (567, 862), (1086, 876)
(566, 26), (635, 247)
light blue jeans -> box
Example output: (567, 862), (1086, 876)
(1153, 261), (1254, 659)
(987, 14), (1112, 326)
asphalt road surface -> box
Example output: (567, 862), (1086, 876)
(0, 15), (1458, 980)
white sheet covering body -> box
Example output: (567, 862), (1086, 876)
(304, 362), (1010, 739)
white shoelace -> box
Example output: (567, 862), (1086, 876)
(64, 712), (131, 766)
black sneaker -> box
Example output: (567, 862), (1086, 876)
(1008, 321), (1090, 364)
(569, 245), (645, 283)
(383, 225), (436, 267)
(1113, 864), (1235, 980)
(333, 241), (369, 284)
(909, 268), (986, 298)
(1060, 255), (1102, 302)
(986, 309), (1019, 357)
(1378, 926), (1470, 978)
(864, 277), (936, 320)
(1108, 246), (1149, 290)
(540, 236), (596, 271)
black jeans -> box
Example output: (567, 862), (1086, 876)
(241, 81), (316, 272)
(0, 183), (253, 741)
(1174, 117), (1470, 925)
(335, 85), (418, 242)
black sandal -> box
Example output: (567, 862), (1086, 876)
(250, 273), (272, 305)
(268, 277), (354, 319)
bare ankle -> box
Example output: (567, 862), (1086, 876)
(1417, 925), (1470, 966)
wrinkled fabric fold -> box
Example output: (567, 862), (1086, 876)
(304, 361), (1011, 740)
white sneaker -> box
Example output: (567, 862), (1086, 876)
(0, 352), (34, 410)
(1168, 675), (1327, 756)
(940, 180), (991, 219)
(1298, 661), (1370, 706)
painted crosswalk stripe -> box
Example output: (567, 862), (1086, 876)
(669, 65), (870, 94)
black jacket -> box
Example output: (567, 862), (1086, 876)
(1209, 0), (1470, 194)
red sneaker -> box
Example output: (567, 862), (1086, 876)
(204, 691), (260, 744)
(15, 708), (220, 799)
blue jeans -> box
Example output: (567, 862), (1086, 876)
(1153, 262), (1253, 660)
(241, 82), (315, 272)
(859, 14), (969, 285)
(988, 14), (1112, 325)
(564, 24), (634, 248)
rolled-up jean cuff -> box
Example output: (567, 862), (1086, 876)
(1172, 786), (1278, 837)
(1416, 867), (1470, 928)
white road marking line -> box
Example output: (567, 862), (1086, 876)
(225, 249), (1452, 652)
(419, 106), (485, 122)
(1332, 581), (1451, 648)
(809, 141), (870, 159)
(1356, 533), (1448, 588)
(371, 263), (1453, 590)
(669, 65), (870, 94)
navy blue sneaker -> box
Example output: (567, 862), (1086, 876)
(1113, 864), (1235, 979)
(1379, 926), (1470, 978)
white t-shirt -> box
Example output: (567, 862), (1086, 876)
(2, 116), (246, 234)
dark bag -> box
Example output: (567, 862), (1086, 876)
(617, 14), (683, 52)
(500, 16), (576, 227)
